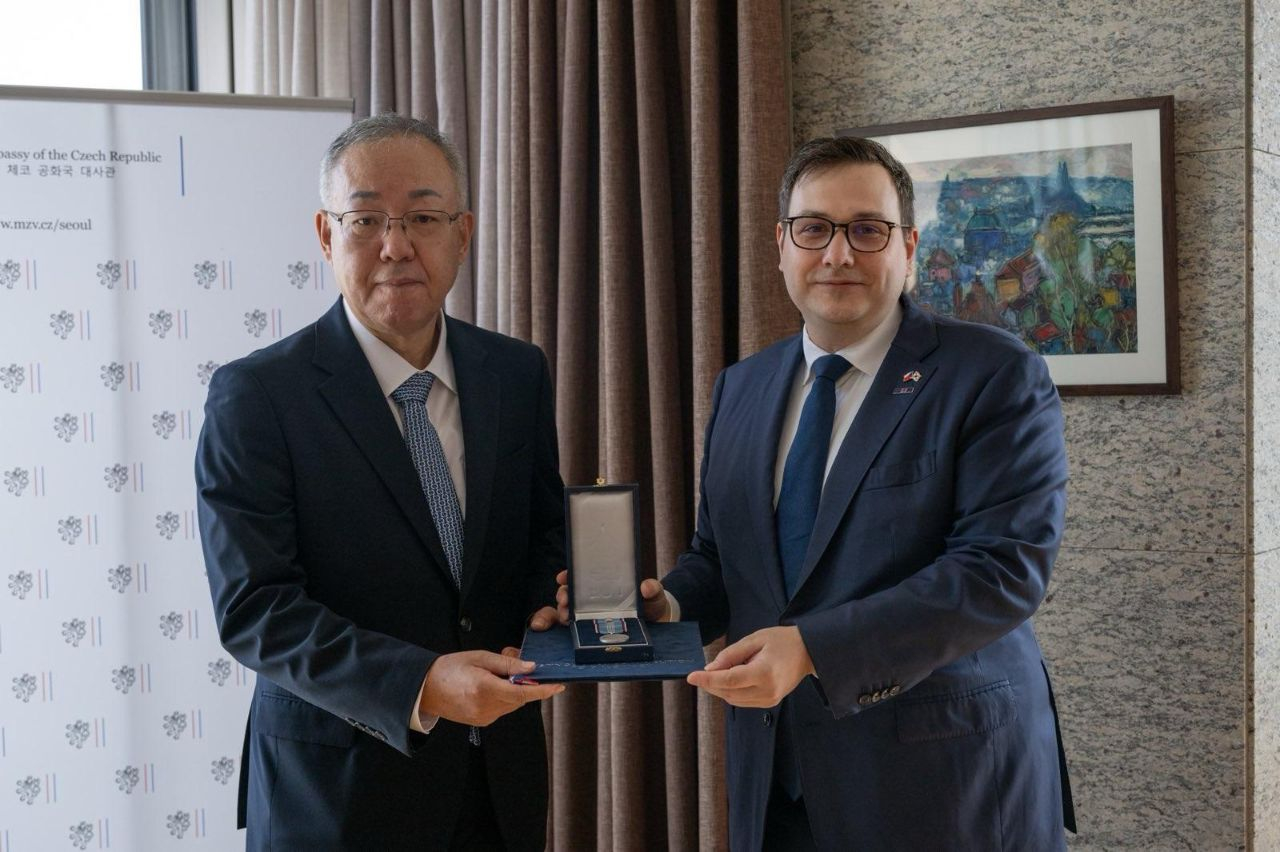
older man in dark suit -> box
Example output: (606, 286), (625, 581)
(196, 114), (564, 851)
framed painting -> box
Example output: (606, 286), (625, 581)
(841, 96), (1179, 395)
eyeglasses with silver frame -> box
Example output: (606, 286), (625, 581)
(324, 208), (464, 241)
(780, 216), (906, 253)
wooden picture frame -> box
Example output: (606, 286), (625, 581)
(842, 96), (1179, 395)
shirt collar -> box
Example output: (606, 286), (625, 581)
(342, 298), (457, 399)
(800, 301), (902, 382)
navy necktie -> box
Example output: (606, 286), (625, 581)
(775, 353), (853, 598)
(391, 372), (480, 746)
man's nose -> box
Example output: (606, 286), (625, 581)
(822, 227), (857, 266)
(379, 219), (415, 261)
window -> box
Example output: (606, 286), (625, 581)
(0, 0), (143, 90)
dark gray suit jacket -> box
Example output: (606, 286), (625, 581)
(196, 299), (564, 851)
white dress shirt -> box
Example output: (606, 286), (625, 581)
(342, 299), (464, 734)
(343, 300), (466, 515)
(772, 304), (902, 506)
(666, 303), (902, 621)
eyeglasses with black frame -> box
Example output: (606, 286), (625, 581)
(324, 209), (464, 241)
(780, 216), (906, 253)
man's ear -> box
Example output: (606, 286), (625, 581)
(455, 210), (476, 261)
(316, 210), (333, 262)
(903, 226), (919, 264)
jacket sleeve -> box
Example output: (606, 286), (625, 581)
(662, 370), (732, 643)
(524, 350), (566, 616)
(195, 361), (436, 756)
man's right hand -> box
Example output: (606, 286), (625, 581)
(418, 651), (563, 727)
(554, 570), (671, 624)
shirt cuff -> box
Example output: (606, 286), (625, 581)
(409, 673), (440, 734)
(664, 590), (681, 622)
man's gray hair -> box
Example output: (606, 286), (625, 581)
(319, 113), (469, 209)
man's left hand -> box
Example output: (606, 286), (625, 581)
(686, 625), (815, 707)
(527, 606), (558, 631)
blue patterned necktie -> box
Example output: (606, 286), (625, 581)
(392, 372), (464, 588)
(391, 371), (480, 746)
(775, 353), (853, 599)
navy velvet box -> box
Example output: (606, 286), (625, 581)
(514, 621), (704, 683)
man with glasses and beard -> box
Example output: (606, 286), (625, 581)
(197, 114), (564, 851)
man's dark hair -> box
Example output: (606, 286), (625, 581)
(777, 136), (915, 228)
(319, 113), (468, 208)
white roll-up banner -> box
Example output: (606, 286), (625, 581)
(0, 87), (351, 851)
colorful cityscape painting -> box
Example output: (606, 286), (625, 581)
(907, 143), (1137, 356)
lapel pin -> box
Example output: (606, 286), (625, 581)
(893, 370), (922, 395)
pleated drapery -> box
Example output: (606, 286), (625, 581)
(231, 2), (793, 848)
(238, 0), (485, 320)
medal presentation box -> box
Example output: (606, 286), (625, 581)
(514, 483), (704, 683)
(566, 483), (652, 663)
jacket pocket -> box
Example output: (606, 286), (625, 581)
(894, 679), (1017, 743)
(862, 451), (936, 490)
(253, 689), (356, 748)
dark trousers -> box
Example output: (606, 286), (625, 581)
(449, 744), (506, 851)
(762, 781), (819, 852)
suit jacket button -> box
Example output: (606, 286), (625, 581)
(871, 690), (882, 702)
(889, 685), (901, 696)
(763, 711), (773, 727)
(858, 694), (872, 706)
(459, 616), (472, 632)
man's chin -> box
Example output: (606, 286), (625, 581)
(802, 302), (898, 345)
(807, 299), (873, 328)
(370, 295), (440, 324)
(357, 302), (440, 338)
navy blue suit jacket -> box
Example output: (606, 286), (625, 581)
(195, 300), (564, 851)
(664, 297), (1073, 851)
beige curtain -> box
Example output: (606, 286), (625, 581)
(506, 3), (794, 848)
(232, 2), (793, 848)
(234, 0), (485, 322)
(237, 0), (351, 100)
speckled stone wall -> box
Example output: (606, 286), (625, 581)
(1253, 0), (1280, 845)
(790, 1), (1250, 847)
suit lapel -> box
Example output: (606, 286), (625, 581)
(792, 299), (940, 596)
(447, 318), (499, 603)
(747, 339), (804, 613)
(312, 301), (456, 589)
